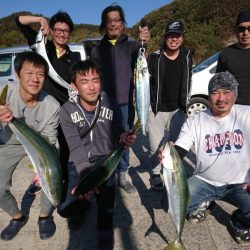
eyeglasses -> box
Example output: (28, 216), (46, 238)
(236, 26), (250, 33)
(52, 28), (70, 35)
(106, 18), (122, 25)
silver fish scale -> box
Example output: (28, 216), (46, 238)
(134, 49), (150, 135)
(9, 120), (62, 207)
(162, 143), (189, 248)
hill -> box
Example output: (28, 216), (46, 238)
(0, 11), (100, 47)
(1, 0), (250, 63)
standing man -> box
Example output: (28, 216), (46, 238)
(91, 4), (150, 193)
(147, 20), (192, 190)
(159, 72), (250, 246)
(16, 11), (80, 105)
(59, 59), (136, 249)
(16, 11), (81, 181)
(216, 9), (250, 105)
(0, 52), (60, 240)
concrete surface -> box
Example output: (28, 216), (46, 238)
(0, 130), (249, 250)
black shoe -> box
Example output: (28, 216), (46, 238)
(230, 209), (250, 246)
(150, 174), (164, 191)
(187, 201), (215, 224)
(38, 216), (56, 240)
(119, 180), (136, 193)
(1, 218), (27, 241)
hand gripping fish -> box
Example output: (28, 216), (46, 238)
(0, 85), (62, 206)
(134, 19), (150, 135)
(34, 30), (70, 90)
(162, 143), (189, 250)
(74, 120), (141, 196)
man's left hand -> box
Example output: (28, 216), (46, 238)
(120, 131), (136, 149)
(242, 183), (250, 193)
(139, 26), (150, 43)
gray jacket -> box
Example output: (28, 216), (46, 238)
(0, 84), (60, 146)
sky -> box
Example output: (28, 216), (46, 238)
(0, 0), (172, 27)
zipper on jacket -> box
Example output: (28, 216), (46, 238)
(185, 50), (191, 108)
(75, 99), (100, 154)
(156, 50), (163, 114)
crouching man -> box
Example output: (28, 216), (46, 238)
(159, 72), (250, 245)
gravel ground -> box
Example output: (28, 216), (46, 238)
(0, 130), (249, 250)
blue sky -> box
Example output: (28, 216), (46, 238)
(0, 0), (172, 27)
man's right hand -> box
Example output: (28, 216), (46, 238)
(0, 103), (13, 123)
(39, 17), (50, 36)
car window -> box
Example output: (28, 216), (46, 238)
(209, 65), (217, 74)
(192, 52), (220, 73)
(0, 53), (12, 77)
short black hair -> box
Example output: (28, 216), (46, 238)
(99, 4), (126, 34)
(14, 52), (49, 77)
(49, 11), (74, 33)
(71, 59), (102, 83)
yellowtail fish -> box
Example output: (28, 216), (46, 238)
(74, 120), (141, 196)
(0, 85), (62, 206)
(162, 142), (189, 250)
(134, 43), (150, 135)
(34, 30), (70, 90)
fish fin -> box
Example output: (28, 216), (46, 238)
(163, 239), (186, 250)
(0, 85), (8, 105)
(27, 163), (36, 172)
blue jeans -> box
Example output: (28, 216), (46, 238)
(187, 175), (250, 220)
(117, 104), (133, 173)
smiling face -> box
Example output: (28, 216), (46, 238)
(104, 10), (125, 39)
(236, 21), (250, 49)
(165, 33), (184, 52)
(51, 22), (70, 47)
(209, 89), (237, 117)
(17, 61), (46, 98)
(71, 68), (101, 111)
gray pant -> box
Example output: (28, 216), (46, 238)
(147, 110), (186, 175)
(0, 144), (53, 217)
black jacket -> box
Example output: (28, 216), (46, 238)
(15, 16), (80, 105)
(91, 34), (138, 105)
(147, 48), (192, 114)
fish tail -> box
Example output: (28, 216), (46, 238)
(163, 239), (186, 250)
(0, 85), (8, 105)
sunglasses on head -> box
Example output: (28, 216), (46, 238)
(236, 26), (250, 33)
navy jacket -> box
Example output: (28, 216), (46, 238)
(91, 34), (138, 105)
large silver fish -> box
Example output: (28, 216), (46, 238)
(34, 30), (70, 90)
(134, 45), (150, 135)
(0, 85), (62, 206)
(162, 143), (189, 250)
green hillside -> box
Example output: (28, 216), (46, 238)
(1, 0), (250, 63)
(131, 0), (250, 63)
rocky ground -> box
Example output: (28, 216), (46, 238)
(0, 130), (249, 250)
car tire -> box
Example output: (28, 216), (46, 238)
(187, 97), (210, 117)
